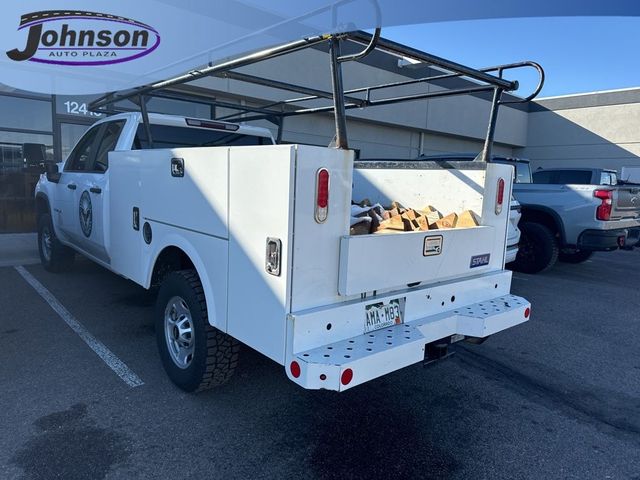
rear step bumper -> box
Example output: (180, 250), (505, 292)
(287, 294), (530, 391)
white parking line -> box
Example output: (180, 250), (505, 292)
(14, 265), (144, 388)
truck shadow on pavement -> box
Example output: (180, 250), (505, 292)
(305, 386), (459, 480)
(198, 346), (463, 480)
(10, 404), (130, 480)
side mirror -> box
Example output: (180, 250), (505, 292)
(45, 162), (61, 183)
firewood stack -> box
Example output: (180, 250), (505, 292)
(350, 199), (480, 235)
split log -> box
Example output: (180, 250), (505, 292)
(430, 212), (458, 229)
(456, 210), (480, 228)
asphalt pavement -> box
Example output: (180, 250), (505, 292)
(1, 250), (639, 479)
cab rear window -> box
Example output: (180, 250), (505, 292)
(533, 170), (592, 184)
(133, 124), (271, 149)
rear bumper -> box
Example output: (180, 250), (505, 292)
(577, 228), (635, 251)
(505, 244), (518, 264)
(286, 293), (530, 391)
(624, 228), (640, 249)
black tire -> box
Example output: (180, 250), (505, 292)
(559, 250), (593, 263)
(511, 222), (559, 274)
(155, 269), (239, 392)
(37, 213), (75, 273)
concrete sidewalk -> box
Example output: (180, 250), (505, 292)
(0, 233), (39, 267)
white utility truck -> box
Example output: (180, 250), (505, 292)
(33, 31), (540, 392)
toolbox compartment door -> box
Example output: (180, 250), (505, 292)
(338, 225), (496, 296)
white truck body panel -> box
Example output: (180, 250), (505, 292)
(289, 146), (354, 312)
(227, 145), (297, 362)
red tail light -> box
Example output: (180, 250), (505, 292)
(495, 178), (505, 215)
(315, 168), (330, 223)
(341, 368), (353, 386)
(594, 189), (613, 221)
(290, 361), (301, 378)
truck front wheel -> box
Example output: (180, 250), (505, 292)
(511, 222), (559, 274)
(155, 269), (239, 392)
(38, 213), (75, 273)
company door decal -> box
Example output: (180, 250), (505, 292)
(79, 190), (93, 237)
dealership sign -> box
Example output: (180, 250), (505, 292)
(6, 10), (160, 66)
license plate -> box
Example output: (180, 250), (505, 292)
(364, 297), (405, 333)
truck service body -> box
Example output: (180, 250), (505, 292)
(33, 31), (540, 392)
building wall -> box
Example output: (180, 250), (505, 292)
(517, 89), (640, 173)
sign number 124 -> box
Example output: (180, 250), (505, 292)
(63, 101), (102, 117)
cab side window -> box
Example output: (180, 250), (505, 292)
(90, 121), (125, 173)
(600, 172), (615, 186)
(65, 125), (100, 172)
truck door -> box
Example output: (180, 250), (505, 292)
(57, 124), (101, 244)
(74, 120), (125, 264)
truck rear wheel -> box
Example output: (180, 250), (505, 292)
(559, 249), (593, 263)
(155, 269), (239, 392)
(511, 222), (559, 274)
(37, 213), (75, 273)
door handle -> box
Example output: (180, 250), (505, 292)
(90, 187), (102, 194)
(67, 183), (76, 190)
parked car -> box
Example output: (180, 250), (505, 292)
(506, 198), (522, 264)
(417, 154), (640, 273)
(502, 161), (640, 272)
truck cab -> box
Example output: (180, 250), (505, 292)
(35, 112), (274, 269)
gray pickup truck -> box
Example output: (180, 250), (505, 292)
(505, 161), (640, 273)
(416, 154), (640, 273)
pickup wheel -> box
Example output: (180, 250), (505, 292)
(156, 269), (239, 392)
(37, 213), (75, 273)
(559, 249), (593, 263)
(511, 222), (559, 274)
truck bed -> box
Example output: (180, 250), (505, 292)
(109, 144), (525, 389)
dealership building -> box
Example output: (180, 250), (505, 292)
(1, 37), (639, 232)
